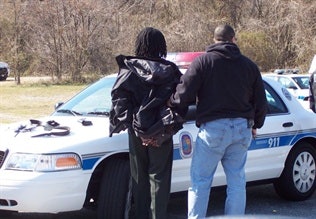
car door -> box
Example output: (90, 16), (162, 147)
(170, 105), (198, 192)
(246, 82), (300, 182)
(170, 81), (300, 193)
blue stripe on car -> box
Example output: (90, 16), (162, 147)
(81, 130), (316, 170)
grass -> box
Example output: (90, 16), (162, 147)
(0, 77), (86, 124)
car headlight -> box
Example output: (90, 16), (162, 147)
(5, 153), (82, 172)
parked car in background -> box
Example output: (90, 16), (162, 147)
(0, 62), (10, 81)
(1, 53), (316, 219)
(264, 70), (310, 109)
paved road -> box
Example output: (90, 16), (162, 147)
(1, 184), (315, 219)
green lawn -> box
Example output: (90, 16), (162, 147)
(0, 78), (86, 124)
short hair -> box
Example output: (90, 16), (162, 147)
(214, 24), (235, 42)
(134, 27), (167, 58)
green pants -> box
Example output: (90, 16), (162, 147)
(128, 130), (173, 219)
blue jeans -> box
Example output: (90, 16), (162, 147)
(188, 118), (252, 218)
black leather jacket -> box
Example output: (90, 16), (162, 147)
(109, 55), (185, 144)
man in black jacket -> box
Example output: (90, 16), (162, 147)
(110, 27), (184, 219)
(309, 70), (316, 112)
(169, 24), (267, 218)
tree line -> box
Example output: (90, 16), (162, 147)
(0, 0), (315, 84)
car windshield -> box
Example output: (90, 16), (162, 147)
(292, 76), (310, 89)
(53, 75), (116, 117)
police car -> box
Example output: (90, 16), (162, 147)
(1, 56), (316, 219)
(264, 70), (310, 110)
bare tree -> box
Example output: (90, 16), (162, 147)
(1, 0), (29, 84)
(289, 0), (316, 71)
(26, 0), (108, 82)
(1, 0), (316, 81)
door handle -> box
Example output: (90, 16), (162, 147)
(282, 122), (293, 127)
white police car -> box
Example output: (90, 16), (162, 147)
(1, 68), (316, 218)
(264, 70), (310, 109)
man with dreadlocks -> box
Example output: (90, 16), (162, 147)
(109, 27), (185, 219)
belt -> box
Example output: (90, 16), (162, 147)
(15, 119), (70, 137)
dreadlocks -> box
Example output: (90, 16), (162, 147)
(134, 27), (167, 58)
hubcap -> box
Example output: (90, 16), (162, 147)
(293, 151), (316, 193)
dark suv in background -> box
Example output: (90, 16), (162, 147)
(0, 62), (10, 81)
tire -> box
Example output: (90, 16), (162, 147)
(273, 142), (316, 201)
(0, 210), (14, 217)
(97, 158), (132, 219)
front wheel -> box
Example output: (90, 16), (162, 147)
(274, 142), (316, 201)
(97, 158), (132, 219)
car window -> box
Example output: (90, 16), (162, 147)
(55, 76), (115, 116)
(71, 84), (112, 113)
(278, 77), (297, 89)
(293, 76), (310, 89)
(264, 82), (288, 115)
